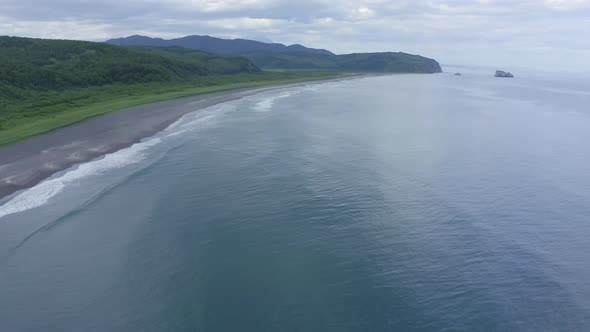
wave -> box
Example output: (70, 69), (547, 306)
(253, 91), (301, 112)
(0, 81), (346, 220)
(249, 79), (345, 113)
(165, 102), (235, 134)
(0, 137), (162, 220)
(0, 101), (238, 220)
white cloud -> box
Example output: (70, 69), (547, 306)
(206, 17), (285, 30)
(168, 0), (272, 13)
(351, 7), (376, 19)
(0, 16), (114, 40)
(545, 0), (590, 11)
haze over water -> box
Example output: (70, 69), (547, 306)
(1, 69), (590, 331)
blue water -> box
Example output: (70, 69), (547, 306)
(1, 69), (590, 331)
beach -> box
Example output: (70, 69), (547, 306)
(0, 78), (351, 201)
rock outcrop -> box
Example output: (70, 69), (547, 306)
(495, 70), (514, 78)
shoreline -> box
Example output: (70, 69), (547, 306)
(0, 75), (362, 201)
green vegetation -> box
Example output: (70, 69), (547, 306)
(0, 72), (343, 146)
(335, 53), (443, 73)
(125, 45), (260, 74)
(247, 52), (443, 73)
(0, 35), (260, 94)
(0, 36), (345, 146)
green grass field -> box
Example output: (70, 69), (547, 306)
(0, 71), (344, 146)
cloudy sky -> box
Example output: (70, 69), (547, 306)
(1, 0), (589, 71)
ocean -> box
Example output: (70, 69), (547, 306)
(1, 68), (590, 331)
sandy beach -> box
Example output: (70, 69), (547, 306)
(0, 78), (350, 201)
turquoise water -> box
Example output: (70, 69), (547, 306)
(1, 69), (590, 331)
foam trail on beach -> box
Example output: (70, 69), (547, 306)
(0, 138), (162, 219)
(163, 113), (219, 138)
(0, 80), (337, 220)
(164, 103), (235, 138)
(253, 91), (300, 112)
(0, 101), (237, 220)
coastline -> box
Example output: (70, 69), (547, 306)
(0, 75), (361, 201)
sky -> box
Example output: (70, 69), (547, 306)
(1, 0), (589, 71)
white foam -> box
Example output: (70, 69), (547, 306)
(253, 91), (300, 112)
(163, 102), (235, 136)
(162, 112), (218, 139)
(0, 137), (162, 219)
(164, 129), (189, 138)
(0, 95), (249, 219)
(187, 98), (210, 105)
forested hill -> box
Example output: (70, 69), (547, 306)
(0, 36), (260, 95)
(0, 36), (341, 145)
(107, 35), (442, 73)
(245, 51), (442, 73)
(107, 35), (334, 56)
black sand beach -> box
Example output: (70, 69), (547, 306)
(0, 79), (349, 200)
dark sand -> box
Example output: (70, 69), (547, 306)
(0, 79), (349, 200)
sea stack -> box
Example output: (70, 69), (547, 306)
(495, 70), (514, 78)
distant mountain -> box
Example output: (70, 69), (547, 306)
(107, 35), (334, 56)
(106, 35), (442, 73)
(245, 51), (442, 73)
(336, 52), (442, 73)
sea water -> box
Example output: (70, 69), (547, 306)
(1, 69), (589, 331)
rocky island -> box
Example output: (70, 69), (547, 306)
(495, 70), (514, 78)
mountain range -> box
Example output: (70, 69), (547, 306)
(107, 35), (334, 56)
(106, 35), (442, 73)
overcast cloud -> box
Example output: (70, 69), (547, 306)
(1, 0), (589, 71)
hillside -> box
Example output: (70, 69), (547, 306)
(335, 52), (442, 73)
(107, 35), (334, 56)
(126, 45), (260, 74)
(245, 51), (442, 73)
(0, 36), (342, 145)
(107, 35), (442, 73)
(0, 36), (260, 96)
